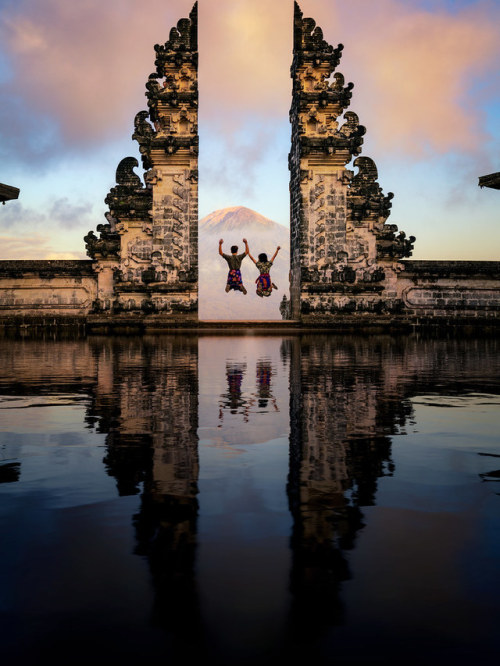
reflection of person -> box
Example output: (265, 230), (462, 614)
(227, 365), (244, 411)
(218, 359), (280, 424)
(256, 360), (279, 411)
(219, 238), (249, 295)
(219, 362), (251, 424)
(248, 246), (280, 297)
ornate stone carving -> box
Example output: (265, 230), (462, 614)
(86, 2), (199, 315)
(84, 225), (120, 259)
(132, 111), (154, 170)
(293, 2), (344, 68)
(144, 3), (198, 160)
(289, 3), (415, 320)
(104, 157), (152, 223)
(347, 156), (394, 225)
(376, 227), (416, 260)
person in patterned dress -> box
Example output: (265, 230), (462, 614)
(248, 246), (280, 297)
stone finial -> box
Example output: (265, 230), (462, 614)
(152, 2), (197, 73)
(376, 227), (416, 260)
(85, 157), (153, 258)
(347, 157), (416, 259)
(144, 2), (198, 156)
(115, 156), (142, 188)
(293, 2), (343, 66)
(83, 225), (120, 260)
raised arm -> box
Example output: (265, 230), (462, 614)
(243, 238), (256, 262)
(271, 245), (281, 262)
(219, 238), (224, 256)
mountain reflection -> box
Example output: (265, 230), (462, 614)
(1, 333), (499, 662)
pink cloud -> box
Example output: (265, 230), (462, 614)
(1, 0), (498, 164)
(1, 0), (194, 145)
(302, 0), (500, 157)
(0, 199), (99, 259)
(0, 233), (82, 259)
(1, 0), (292, 145)
(199, 0), (292, 126)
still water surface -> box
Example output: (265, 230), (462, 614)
(1, 333), (499, 664)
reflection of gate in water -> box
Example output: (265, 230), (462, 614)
(3, 333), (498, 661)
(88, 334), (409, 636)
(255, 360), (279, 411)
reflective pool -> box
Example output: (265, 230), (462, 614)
(1, 333), (499, 664)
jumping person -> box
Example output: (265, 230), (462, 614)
(219, 238), (249, 295)
(248, 246), (280, 297)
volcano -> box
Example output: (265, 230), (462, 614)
(200, 206), (285, 235)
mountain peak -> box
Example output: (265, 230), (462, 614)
(200, 206), (285, 233)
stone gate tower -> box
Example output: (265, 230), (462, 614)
(85, 3), (198, 318)
(289, 2), (415, 322)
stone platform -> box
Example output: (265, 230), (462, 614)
(1, 313), (498, 338)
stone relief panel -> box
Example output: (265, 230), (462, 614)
(151, 170), (194, 282)
(0, 285), (93, 310)
(305, 173), (347, 273)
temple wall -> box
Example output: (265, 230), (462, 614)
(0, 258), (499, 328)
(289, 260), (500, 323)
(396, 261), (500, 321)
(0, 261), (96, 316)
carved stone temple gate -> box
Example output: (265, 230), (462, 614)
(0, 1), (499, 329)
(287, 2), (415, 321)
(84, 3), (199, 318)
(86, 0), (417, 322)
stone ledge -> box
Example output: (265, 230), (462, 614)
(115, 282), (196, 293)
(303, 283), (384, 293)
(0, 260), (94, 277)
(0, 313), (498, 335)
(0, 183), (20, 202)
(401, 260), (500, 279)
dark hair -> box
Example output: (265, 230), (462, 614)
(258, 253), (267, 262)
(231, 245), (238, 254)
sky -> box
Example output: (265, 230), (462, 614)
(0, 0), (499, 261)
